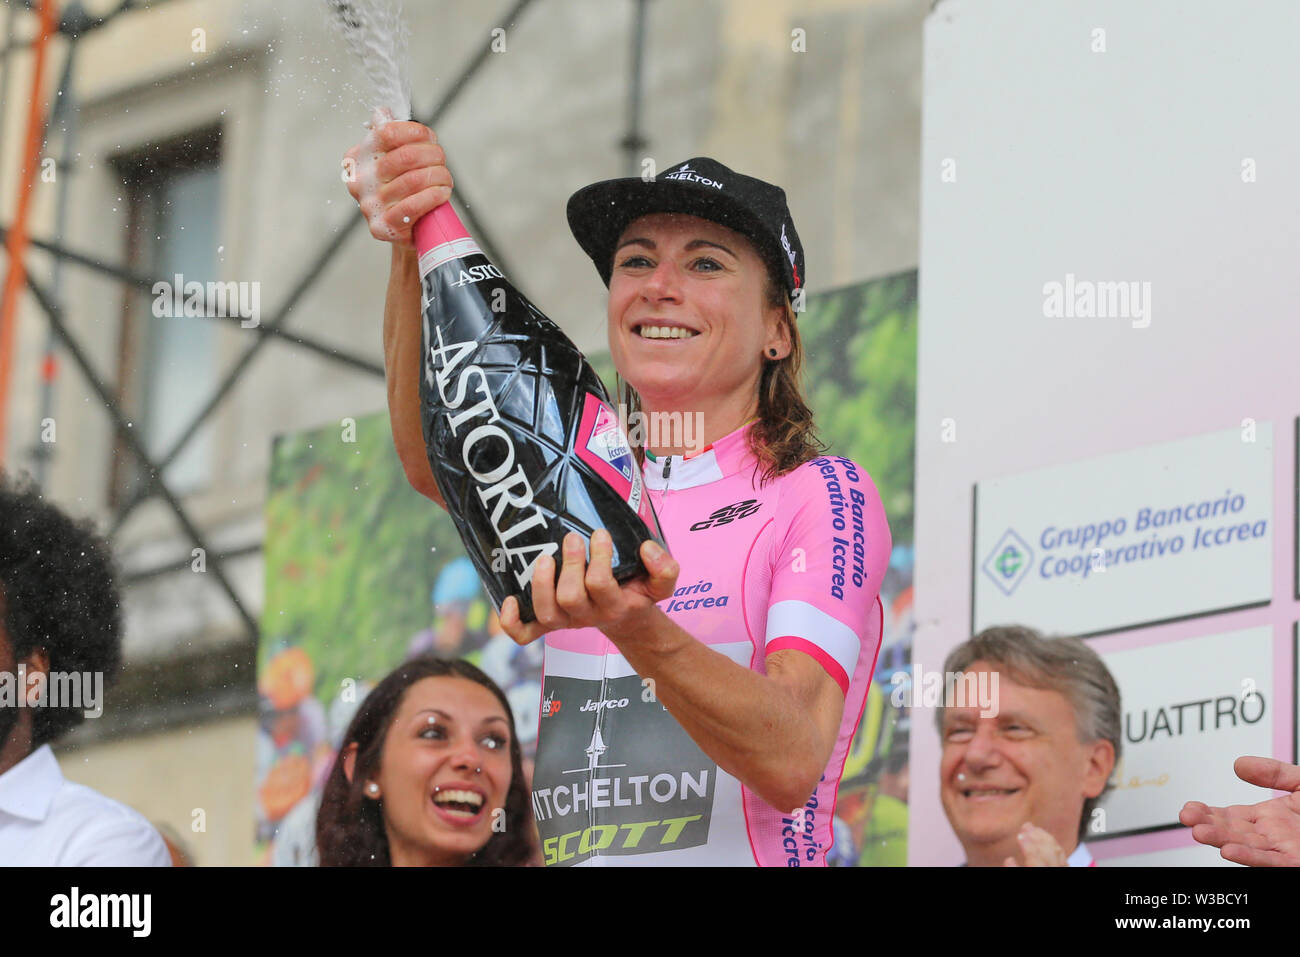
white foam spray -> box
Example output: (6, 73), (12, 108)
(325, 0), (416, 241)
(324, 0), (412, 123)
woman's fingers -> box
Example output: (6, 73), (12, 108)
(585, 529), (622, 607)
(555, 532), (596, 615)
(639, 539), (680, 601)
(374, 120), (437, 152)
(378, 156), (451, 207)
(529, 552), (568, 631)
(376, 140), (447, 188)
(342, 143), (363, 200)
(346, 121), (446, 247)
(376, 186), (454, 245)
(500, 596), (545, 646)
(505, 532), (673, 640)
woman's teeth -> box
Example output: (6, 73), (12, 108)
(433, 789), (484, 814)
(637, 325), (698, 340)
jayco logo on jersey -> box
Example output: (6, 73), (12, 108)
(450, 263), (504, 288)
(580, 697), (630, 712)
(664, 163), (724, 190)
(689, 500), (761, 531)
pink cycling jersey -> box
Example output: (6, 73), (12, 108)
(531, 421), (891, 866)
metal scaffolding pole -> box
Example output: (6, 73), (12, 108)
(22, 269), (261, 640)
(0, 0), (177, 62)
(31, 13), (77, 485)
(621, 0), (652, 177)
(0, 225), (386, 378)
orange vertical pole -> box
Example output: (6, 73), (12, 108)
(0, 0), (60, 465)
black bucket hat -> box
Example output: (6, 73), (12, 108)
(566, 157), (805, 303)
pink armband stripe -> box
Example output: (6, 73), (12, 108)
(766, 635), (850, 695)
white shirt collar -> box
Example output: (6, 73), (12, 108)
(643, 421), (758, 491)
(0, 744), (63, 821)
(960, 839), (1096, 866)
(1066, 842), (1094, 867)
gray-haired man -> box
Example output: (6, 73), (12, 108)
(937, 625), (1121, 866)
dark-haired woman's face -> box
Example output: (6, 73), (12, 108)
(607, 213), (786, 416)
(373, 676), (513, 866)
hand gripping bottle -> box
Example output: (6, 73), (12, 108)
(414, 202), (666, 623)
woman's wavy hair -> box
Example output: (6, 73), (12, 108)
(315, 656), (533, 867)
(617, 266), (825, 485)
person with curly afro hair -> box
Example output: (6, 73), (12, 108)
(0, 472), (169, 865)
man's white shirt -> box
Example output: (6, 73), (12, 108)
(0, 745), (171, 866)
(961, 841), (1096, 867)
(1067, 842), (1095, 867)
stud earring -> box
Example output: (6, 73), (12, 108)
(768, 348), (778, 358)
(367, 782), (379, 795)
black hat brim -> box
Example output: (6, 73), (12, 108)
(567, 177), (787, 291)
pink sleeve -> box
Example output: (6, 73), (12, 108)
(763, 455), (892, 694)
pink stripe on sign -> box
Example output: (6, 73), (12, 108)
(414, 202), (471, 256)
(766, 635), (850, 695)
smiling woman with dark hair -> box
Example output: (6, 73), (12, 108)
(315, 657), (534, 866)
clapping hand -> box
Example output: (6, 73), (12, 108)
(1180, 756), (1300, 866)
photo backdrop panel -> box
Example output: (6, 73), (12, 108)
(913, 0), (1300, 864)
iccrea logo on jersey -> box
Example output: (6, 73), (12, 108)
(664, 163), (725, 190)
(532, 674), (717, 866)
(689, 499), (761, 531)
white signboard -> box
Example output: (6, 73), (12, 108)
(1098, 627), (1275, 838)
(974, 426), (1273, 637)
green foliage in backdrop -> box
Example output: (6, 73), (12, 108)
(801, 272), (917, 544)
(261, 421), (464, 700)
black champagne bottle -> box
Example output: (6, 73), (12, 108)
(414, 202), (666, 623)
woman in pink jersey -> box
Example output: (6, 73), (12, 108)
(348, 124), (891, 866)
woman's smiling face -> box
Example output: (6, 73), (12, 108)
(607, 213), (787, 415)
(372, 676), (513, 866)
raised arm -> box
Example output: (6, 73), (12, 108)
(383, 245), (444, 505)
(343, 119), (453, 506)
